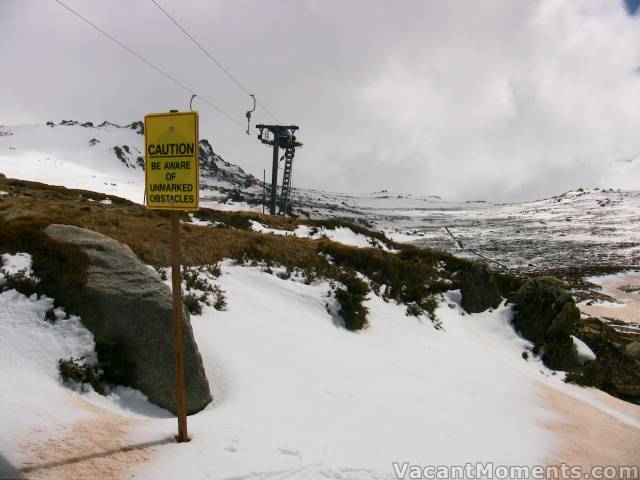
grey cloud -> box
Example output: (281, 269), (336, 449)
(1, 0), (639, 201)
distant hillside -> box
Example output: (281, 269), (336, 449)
(0, 120), (262, 207)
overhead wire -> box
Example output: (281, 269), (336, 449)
(150, 0), (281, 123)
(53, 0), (245, 128)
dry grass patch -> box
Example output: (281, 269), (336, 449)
(0, 176), (514, 331)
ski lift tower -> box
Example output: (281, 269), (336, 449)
(256, 124), (302, 215)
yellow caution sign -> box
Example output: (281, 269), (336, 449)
(145, 111), (199, 210)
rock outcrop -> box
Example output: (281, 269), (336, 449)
(512, 277), (580, 370)
(513, 277), (640, 399)
(567, 317), (640, 398)
(457, 263), (502, 314)
(45, 224), (212, 414)
(625, 341), (640, 361)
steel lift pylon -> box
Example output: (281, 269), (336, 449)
(256, 124), (302, 215)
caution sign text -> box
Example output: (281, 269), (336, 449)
(145, 111), (199, 210)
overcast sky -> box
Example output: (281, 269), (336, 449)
(2, 0), (640, 201)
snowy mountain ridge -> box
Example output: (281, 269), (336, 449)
(1, 120), (637, 211)
(0, 120), (261, 207)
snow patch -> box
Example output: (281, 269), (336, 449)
(572, 335), (597, 365)
(1, 252), (38, 289)
(250, 221), (397, 251)
(1, 252), (34, 277)
(188, 213), (225, 227)
(1, 260), (637, 478)
(134, 264), (553, 478)
(82, 386), (172, 419)
(317, 226), (397, 252)
(200, 200), (262, 212)
(0, 289), (96, 444)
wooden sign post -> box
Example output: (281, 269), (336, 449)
(169, 209), (188, 442)
(144, 110), (199, 443)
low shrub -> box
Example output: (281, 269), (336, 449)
(180, 265), (227, 315)
(212, 291), (227, 311)
(0, 218), (90, 315)
(183, 293), (202, 315)
(0, 268), (40, 297)
(194, 208), (253, 229)
(406, 296), (442, 329)
(183, 267), (210, 292)
(334, 272), (369, 331)
(58, 356), (106, 395)
(205, 263), (221, 278)
(320, 241), (447, 321)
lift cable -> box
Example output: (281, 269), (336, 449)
(150, 0), (280, 123)
(53, 0), (245, 128)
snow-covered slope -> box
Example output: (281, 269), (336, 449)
(0, 121), (261, 207)
(2, 257), (638, 478)
(0, 121), (147, 202)
(141, 265), (554, 476)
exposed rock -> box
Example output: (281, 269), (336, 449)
(625, 341), (640, 360)
(45, 224), (212, 414)
(512, 277), (580, 370)
(561, 317), (640, 399)
(512, 277), (572, 343)
(457, 263), (501, 314)
(199, 139), (259, 188)
(615, 384), (640, 397)
(127, 120), (144, 135)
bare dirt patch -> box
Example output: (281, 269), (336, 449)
(579, 272), (640, 324)
(542, 383), (640, 472)
(18, 398), (170, 480)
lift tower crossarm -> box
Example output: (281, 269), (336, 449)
(256, 124), (302, 215)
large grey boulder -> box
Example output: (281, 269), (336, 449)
(45, 224), (212, 415)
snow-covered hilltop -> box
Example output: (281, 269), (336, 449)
(378, 187), (640, 273)
(0, 120), (261, 208)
